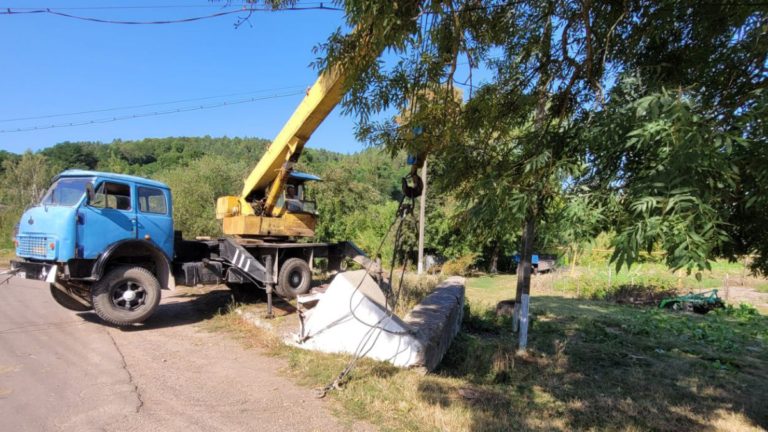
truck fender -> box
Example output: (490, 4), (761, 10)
(92, 239), (175, 291)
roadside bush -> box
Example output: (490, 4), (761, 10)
(442, 254), (477, 276)
(153, 155), (249, 238)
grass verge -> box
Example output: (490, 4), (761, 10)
(0, 249), (15, 267)
(206, 274), (768, 432)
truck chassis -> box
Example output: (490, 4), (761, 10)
(12, 234), (382, 325)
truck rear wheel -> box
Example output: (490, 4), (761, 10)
(92, 266), (161, 326)
(276, 258), (311, 298)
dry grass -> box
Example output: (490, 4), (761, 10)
(390, 272), (445, 316)
(205, 271), (768, 432)
(0, 249), (15, 268)
(204, 300), (284, 351)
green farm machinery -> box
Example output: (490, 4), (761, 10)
(659, 290), (725, 314)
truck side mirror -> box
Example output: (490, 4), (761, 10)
(85, 183), (95, 205)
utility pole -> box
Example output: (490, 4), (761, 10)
(515, 219), (534, 352)
(417, 160), (428, 275)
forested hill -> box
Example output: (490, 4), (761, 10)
(1, 136), (488, 268)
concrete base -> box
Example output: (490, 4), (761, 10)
(294, 271), (465, 373)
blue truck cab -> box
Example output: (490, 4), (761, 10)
(12, 170), (176, 325)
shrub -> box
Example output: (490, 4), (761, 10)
(442, 254), (477, 276)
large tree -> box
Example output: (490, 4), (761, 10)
(274, 0), (765, 274)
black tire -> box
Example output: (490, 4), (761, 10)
(50, 284), (92, 312)
(92, 266), (161, 326)
(276, 258), (312, 299)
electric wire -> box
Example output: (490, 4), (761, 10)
(0, 91), (305, 133)
(0, 84), (310, 124)
(0, 5), (343, 25)
(2, 3), (330, 10)
(1, 2), (764, 26)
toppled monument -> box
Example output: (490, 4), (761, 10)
(293, 270), (465, 374)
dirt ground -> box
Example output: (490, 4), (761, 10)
(721, 285), (768, 312)
(0, 277), (372, 432)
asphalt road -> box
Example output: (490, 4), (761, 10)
(0, 277), (368, 432)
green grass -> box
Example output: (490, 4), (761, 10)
(207, 272), (768, 432)
(0, 249), (15, 267)
(475, 262), (768, 302)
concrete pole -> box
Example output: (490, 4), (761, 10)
(513, 218), (533, 333)
(517, 219), (534, 352)
(417, 160), (428, 275)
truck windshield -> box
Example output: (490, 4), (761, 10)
(40, 178), (92, 207)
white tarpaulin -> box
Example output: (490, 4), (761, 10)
(295, 270), (423, 367)
(294, 270), (466, 373)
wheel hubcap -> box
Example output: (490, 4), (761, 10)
(112, 281), (147, 311)
(290, 271), (302, 288)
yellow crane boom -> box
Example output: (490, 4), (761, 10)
(216, 7), (424, 238)
(240, 66), (346, 215)
(215, 64), (345, 236)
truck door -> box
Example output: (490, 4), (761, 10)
(136, 186), (173, 260)
(77, 180), (137, 259)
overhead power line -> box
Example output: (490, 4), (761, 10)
(0, 5), (343, 25)
(0, 91), (305, 133)
(0, 84), (310, 123)
(1, 3), (330, 10)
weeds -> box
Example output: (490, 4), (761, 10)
(391, 273), (444, 316)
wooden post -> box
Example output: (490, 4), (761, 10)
(742, 256), (749, 287)
(677, 269), (682, 290)
(725, 274), (730, 301)
(576, 277), (580, 298)
(608, 267), (612, 291)
(570, 245), (578, 278)
(417, 160), (427, 275)
(516, 219), (534, 352)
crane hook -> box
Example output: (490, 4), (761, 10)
(401, 173), (423, 199)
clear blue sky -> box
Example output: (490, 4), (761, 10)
(0, 1), (367, 154)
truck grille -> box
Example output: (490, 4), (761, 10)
(17, 236), (49, 259)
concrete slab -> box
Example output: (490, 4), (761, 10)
(403, 276), (465, 374)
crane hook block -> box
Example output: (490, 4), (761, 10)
(401, 174), (423, 199)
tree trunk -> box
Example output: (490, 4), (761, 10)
(490, 242), (500, 274)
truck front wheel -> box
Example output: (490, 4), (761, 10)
(276, 258), (312, 298)
(92, 266), (161, 326)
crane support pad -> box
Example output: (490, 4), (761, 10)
(219, 239), (268, 285)
(294, 271), (465, 373)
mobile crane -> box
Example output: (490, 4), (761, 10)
(9, 13), (426, 326)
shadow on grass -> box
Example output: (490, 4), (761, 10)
(418, 295), (768, 431)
